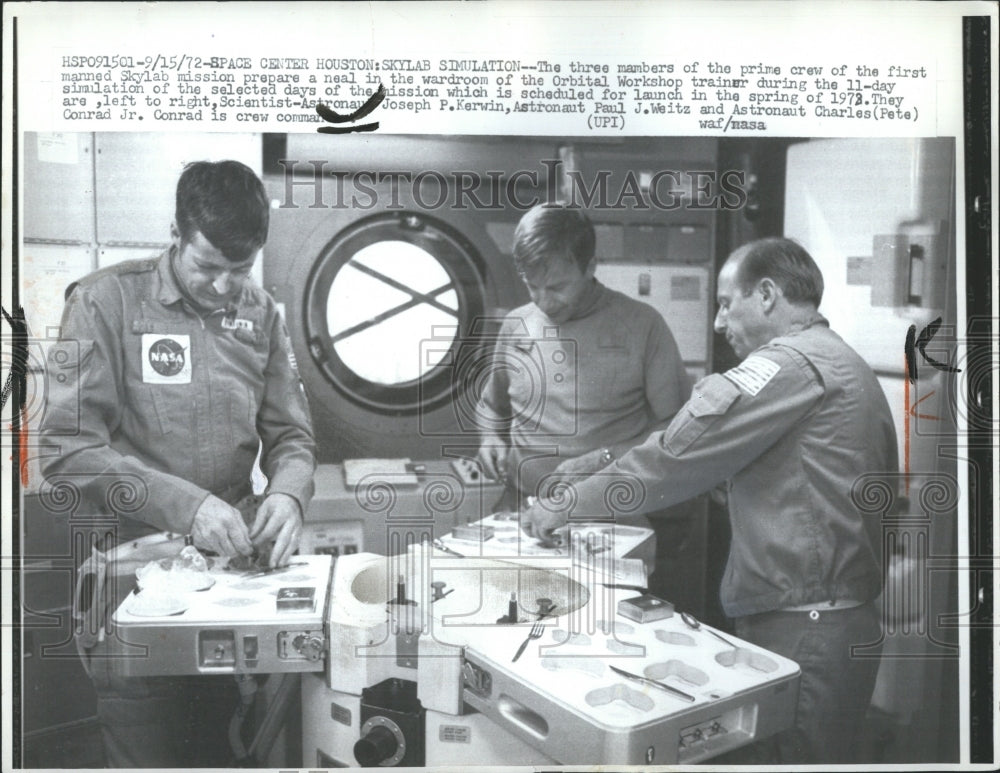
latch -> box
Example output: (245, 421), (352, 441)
(462, 660), (492, 698)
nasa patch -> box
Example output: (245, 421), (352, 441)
(142, 334), (192, 384)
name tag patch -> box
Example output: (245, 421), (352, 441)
(724, 355), (780, 396)
(142, 334), (192, 384)
(221, 317), (254, 332)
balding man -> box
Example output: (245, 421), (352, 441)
(523, 237), (897, 763)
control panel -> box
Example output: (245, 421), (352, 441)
(110, 555), (333, 677)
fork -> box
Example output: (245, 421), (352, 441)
(511, 621), (545, 662)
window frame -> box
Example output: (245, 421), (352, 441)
(303, 212), (488, 414)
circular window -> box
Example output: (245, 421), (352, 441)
(304, 213), (487, 414)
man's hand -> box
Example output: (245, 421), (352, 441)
(476, 436), (509, 482)
(250, 492), (303, 567)
(521, 496), (571, 543)
(191, 494), (254, 557)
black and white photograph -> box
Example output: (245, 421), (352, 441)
(2, 2), (996, 771)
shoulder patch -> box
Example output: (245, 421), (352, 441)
(723, 355), (781, 396)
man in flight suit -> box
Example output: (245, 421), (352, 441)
(476, 203), (690, 497)
(40, 160), (316, 767)
(522, 237), (897, 763)
(474, 204), (696, 600)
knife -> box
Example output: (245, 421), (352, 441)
(608, 665), (696, 702)
(432, 538), (464, 557)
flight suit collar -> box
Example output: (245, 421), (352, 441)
(155, 247), (186, 308)
(801, 313), (830, 331)
(787, 314), (831, 336)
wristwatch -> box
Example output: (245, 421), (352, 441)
(599, 448), (614, 466)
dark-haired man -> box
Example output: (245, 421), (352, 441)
(475, 202), (692, 539)
(523, 237), (897, 763)
(41, 160), (316, 767)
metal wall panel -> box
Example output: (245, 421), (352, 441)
(595, 263), (711, 364)
(20, 243), (95, 341)
(94, 132), (262, 245)
(23, 133), (96, 244)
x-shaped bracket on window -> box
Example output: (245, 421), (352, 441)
(330, 259), (458, 344)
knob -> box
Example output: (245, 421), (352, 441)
(354, 725), (398, 767)
(304, 636), (325, 662)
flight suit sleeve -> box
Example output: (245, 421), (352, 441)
(568, 347), (825, 517)
(39, 283), (210, 533)
(256, 314), (317, 513)
(643, 313), (692, 422)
